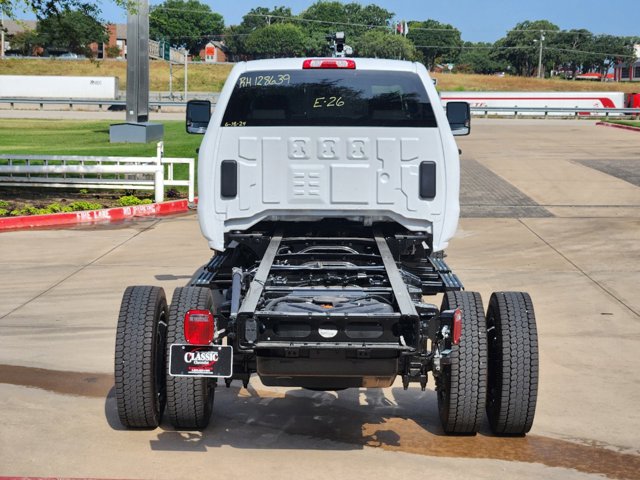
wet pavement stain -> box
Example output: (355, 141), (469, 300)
(0, 364), (112, 398)
(216, 388), (640, 480)
(2, 364), (639, 480)
(361, 419), (640, 480)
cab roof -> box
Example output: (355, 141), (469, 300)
(239, 57), (423, 74)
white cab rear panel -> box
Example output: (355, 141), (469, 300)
(198, 59), (460, 252)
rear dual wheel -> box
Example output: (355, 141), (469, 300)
(437, 291), (487, 435)
(486, 292), (539, 435)
(166, 286), (216, 430)
(114, 286), (168, 429)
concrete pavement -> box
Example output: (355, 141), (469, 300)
(1, 119), (639, 479)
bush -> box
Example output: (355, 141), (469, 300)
(0, 209), (8, 216)
(9, 202), (80, 216)
(116, 195), (153, 207)
(11, 204), (46, 216)
(67, 201), (102, 211)
(46, 202), (73, 213)
(0, 200), (10, 208)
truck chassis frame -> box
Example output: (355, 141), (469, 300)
(115, 221), (539, 436)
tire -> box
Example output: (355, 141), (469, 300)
(114, 286), (168, 429)
(486, 292), (539, 435)
(437, 291), (487, 434)
(166, 286), (215, 430)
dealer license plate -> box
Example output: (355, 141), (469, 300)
(169, 344), (233, 378)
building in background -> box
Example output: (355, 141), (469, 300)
(199, 41), (227, 63)
(614, 45), (640, 82)
(1, 20), (38, 56)
(91, 23), (127, 58)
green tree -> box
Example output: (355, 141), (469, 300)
(244, 23), (306, 59)
(588, 34), (637, 78)
(345, 3), (393, 33)
(455, 42), (507, 74)
(224, 6), (293, 59)
(550, 29), (593, 77)
(492, 20), (561, 76)
(150, 0), (224, 54)
(354, 29), (418, 61)
(8, 27), (40, 55)
(36, 5), (107, 56)
(406, 19), (462, 70)
(1, 0), (133, 19)
(239, 5), (292, 30)
(301, 1), (393, 40)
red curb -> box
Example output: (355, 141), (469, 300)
(596, 121), (640, 132)
(0, 478), (123, 480)
(0, 478), (125, 480)
(0, 198), (195, 231)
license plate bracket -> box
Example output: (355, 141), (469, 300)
(169, 344), (233, 378)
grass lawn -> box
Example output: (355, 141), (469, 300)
(0, 119), (202, 204)
(0, 119), (200, 158)
(605, 120), (640, 128)
(0, 58), (232, 92)
(432, 73), (640, 93)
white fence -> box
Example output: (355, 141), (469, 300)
(0, 142), (194, 204)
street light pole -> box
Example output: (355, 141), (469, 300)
(537, 31), (545, 79)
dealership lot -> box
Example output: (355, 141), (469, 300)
(1, 119), (639, 479)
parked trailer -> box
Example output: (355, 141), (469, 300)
(440, 91), (628, 116)
(0, 75), (119, 100)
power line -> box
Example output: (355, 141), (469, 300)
(545, 47), (636, 58)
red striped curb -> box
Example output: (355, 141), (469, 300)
(596, 121), (640, 132)
(0, 198), (194, 231)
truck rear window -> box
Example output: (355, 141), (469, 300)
(221, 70), (437, 128)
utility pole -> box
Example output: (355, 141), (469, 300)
(1, 10), (5, 59)
(184, 48), (188, 101)
(537, 31), (545, 79)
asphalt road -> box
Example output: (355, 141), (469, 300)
(1, 119), (639, 480)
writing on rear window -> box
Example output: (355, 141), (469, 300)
(223, 70), (437, 128)
(313, 96), (345, 108)
(238, 74), (291, 88)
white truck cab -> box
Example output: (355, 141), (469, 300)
(188, 57), (470, 253)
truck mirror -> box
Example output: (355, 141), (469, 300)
(186, 100), (212, 134)
(446, 101), (471, 136)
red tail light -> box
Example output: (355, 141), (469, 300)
(303, 59), (356, 69)
(452, 309), (462, 345)
(184, 310), (214, 345)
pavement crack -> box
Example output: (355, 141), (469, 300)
(0, 220), (160, 320)
(519, 219), (640, 318)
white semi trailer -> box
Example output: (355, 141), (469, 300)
(441, 90), (627, 115)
